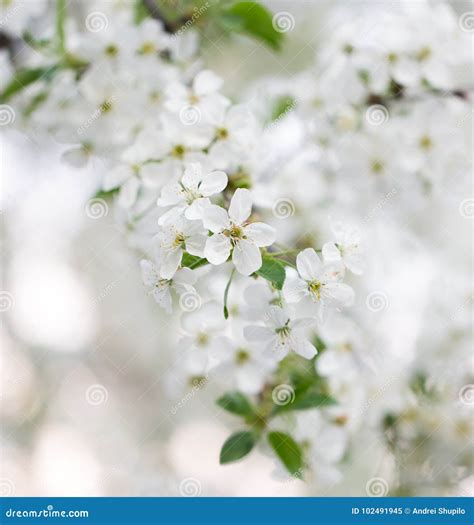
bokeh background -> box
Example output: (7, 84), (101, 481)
(1, 0), (473, 496)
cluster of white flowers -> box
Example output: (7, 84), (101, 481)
(1, 0), (471, 491)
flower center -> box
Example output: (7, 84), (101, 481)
(371, 159), (384, 174)
(104, 44), (118, 57)
(173, 233), (186, 248)
(419, 134), (432, 150)
(100, 100), (113, 113)
(275, 321), (291, 338)
(387, 52), (398, 64)
(216, 127), (229, 140)
(196, 332), (209, 347)
(235, 348), (250, 365)
(416, 46), (431, 61)
(189, 375), (207, 388)
(140, 42), (155, 54)
(308, 280), (322, 300)
(172, 144), (185, 158)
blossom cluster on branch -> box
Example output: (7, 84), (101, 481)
(1, 0), (472, 490)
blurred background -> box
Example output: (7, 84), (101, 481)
(1, 0), (473, 496)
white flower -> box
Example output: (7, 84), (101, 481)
(140, 259), (197, 314)
(157, 163), (227, 223)
(322, 221), (364, 275)
(208, 105), (260, 169)
(293, 411), (348, 485)
(165, 69), (230, 123)
(283, 248), (354, 314)
(203, 188), (276, 275)
(156, 217), (207, 279)
(210, 333), (277, 394)
(178, 302), (226, 374)
(244, 305), (317, 361)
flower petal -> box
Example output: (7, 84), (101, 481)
(118, 176), (140, 208)
(290, 335), (317, 359)
(157, 182), (184, 207)
(202, 204), (230, 232)
(283, 275), (308, 303)
(204, 233), (231, 265)
(160, 247), (182, 279)
(296, 248), (322, 281)
(228, 188), (252, 225)
(199, 170), (228, 197)
(245, 222), (276, 247)
(321, 282), (355, 308)
(244, 325), (274, 342)
(322, 242), (341, 264)
(182, 163), (202, 190)
(232, 239), (262, 275)
(193, 69), (223, 96)
(185, 198), (211, 220)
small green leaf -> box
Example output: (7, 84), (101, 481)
(268, 431), (303, 476)
(0, 66), (59, 102)
(221, 2), (283, 50)
(181, 252), (208, 269)
(255, 256), (286, 289)
(275, 390), (336, 414)
(220, 431), (256, 464)
(217, 391), (255, 418)
(271, 95), (296, 121)
(134, 0), (149, 24)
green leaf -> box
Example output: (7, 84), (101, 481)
(274, 390), (336, 414)
(181, 252), (208, 269)
(220, 431), (256, 464)
(221, 2), (283, 50)
(255, 256), (286, 290)
(134, 0), (149, 24)
(271, 95), (296, 121)
(223, 269), (235, 319)
(217, 391), (255, 418)
(268, 431), (303, 477)
(0, 66), (59, 102)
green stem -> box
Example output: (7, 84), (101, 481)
(223, 268), (236, 319)
(56, 0), (66, 54)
